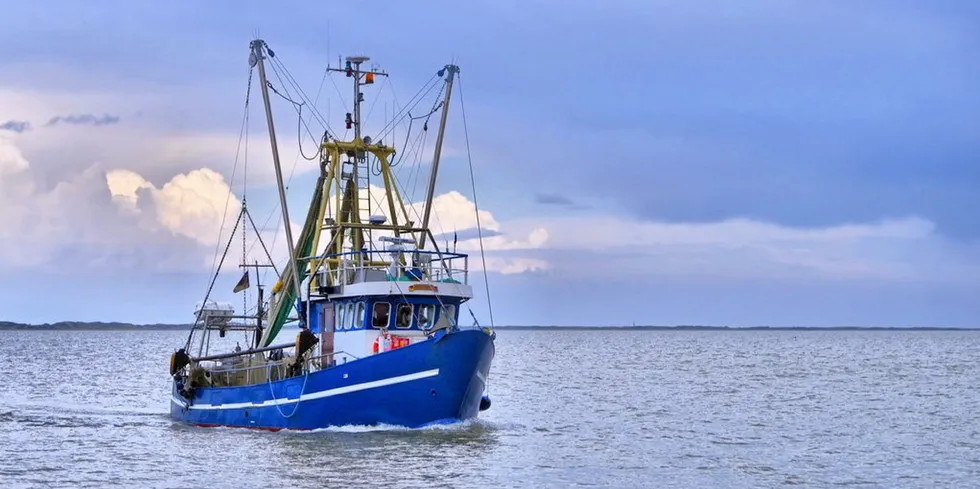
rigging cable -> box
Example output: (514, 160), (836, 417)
(401, 109), (431, 205)
(246, 48), (332, 286)
(262, 48), (330, 146)
(373, 69), (465, 330)
(190, 68), (253, 351)
(400, 83), (443, 203)
(371, 73), (441, 144)
(362, 75), (389, 125)
(204, 68), (252, 296)
(457, 74), (495, 328)
(267, 57), (331, 147)
(187, 208), (245, 351)
(327, 70), (352, 141)
(269, 54), (333, 134)
(391, 95), (443, 168)
(242, 76), (251, 320)
(371, 81), (443, 178)
(265, 78), (321, 162)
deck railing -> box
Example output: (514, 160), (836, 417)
(198, 350), (360, 388)
(298, 249), (469, 287)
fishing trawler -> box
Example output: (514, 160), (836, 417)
(168, 39), (496, 430)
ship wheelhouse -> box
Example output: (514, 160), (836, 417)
(301, 244), (473, 365)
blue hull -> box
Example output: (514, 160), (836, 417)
(170, 329), (494, 430)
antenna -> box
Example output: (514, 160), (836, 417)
(325, 55), (389, 252)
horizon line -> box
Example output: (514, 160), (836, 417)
(0, 321), (976, 331)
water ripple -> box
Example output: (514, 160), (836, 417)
(0, 329), (977, 488)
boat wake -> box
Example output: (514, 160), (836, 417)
(302, 417), (490, 434)
(169, 416), (517, 437)
(0, 402), (169, 429)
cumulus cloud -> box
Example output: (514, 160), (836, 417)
(401, 189), (550, 253)
(323, 185), (550, 274)
(106, 168), (241, 246)
(475, 256), (549, 275)
(0, 133), (242, 273)
(0, 133), (30, 175)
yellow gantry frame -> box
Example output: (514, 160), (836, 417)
(308, 137), (417, 289)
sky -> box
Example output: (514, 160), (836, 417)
(0, 1), (977, 327)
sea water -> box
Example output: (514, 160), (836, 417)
(0, 328), (977, 488)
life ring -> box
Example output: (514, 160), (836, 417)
(373, 332), (391, 353)
(374, 334), (409, 352)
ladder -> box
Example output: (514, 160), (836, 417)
(340, 153), (373, 251)
(355, 151), (374, 250)
(356, 154), (371, 225)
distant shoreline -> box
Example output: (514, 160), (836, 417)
(0, 321), (976, 331)
(0, 321), (193, 331)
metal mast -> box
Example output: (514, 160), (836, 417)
(327, 56), (388, 252)
(349, 56), (367, 142)
(249, 39), (303, 319)
(419, 64), (459, 250)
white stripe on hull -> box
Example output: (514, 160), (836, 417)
(172, 368), (440, 411)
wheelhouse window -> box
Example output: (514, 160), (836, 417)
(417, 304), (436, 330)
(372, 302), (391, 329)
(354, 302), (365, 330)
(395, 303), (413, 329)
(336, 303), (347, 331)
(344, 302), (354, 329)
(349, 304), (356, 330)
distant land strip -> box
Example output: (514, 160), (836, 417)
(0, 321), (976, 331)
(0, 321), (192, 331)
